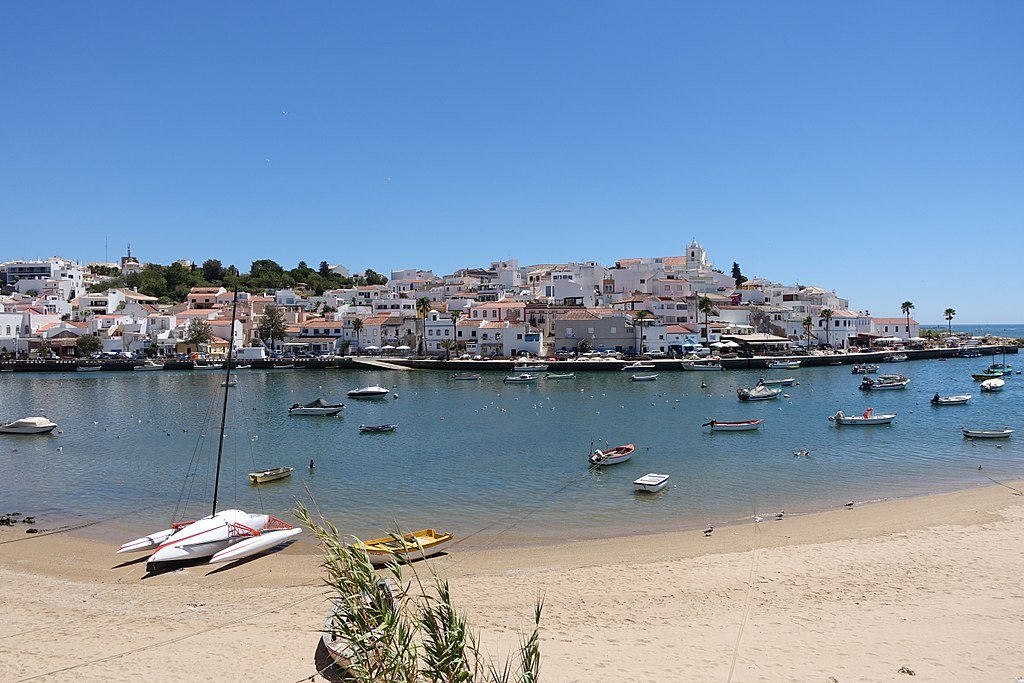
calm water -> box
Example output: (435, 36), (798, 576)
(2, 357), (1023, 545)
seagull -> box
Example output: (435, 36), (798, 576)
(793, 449), (811, 458)
(776, 511), (785, 520)
(753, 516), (764, 523)
(845, 501), (855, 508)
(703, 525), (714, 537)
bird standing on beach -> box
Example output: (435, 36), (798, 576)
(845, 501), (855, 508)
(703, 525), (713, 537)
(776, 510), (785, 520)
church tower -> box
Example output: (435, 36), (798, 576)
(686, 238), (711, 270)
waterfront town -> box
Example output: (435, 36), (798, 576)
(0, 239), (928, 362)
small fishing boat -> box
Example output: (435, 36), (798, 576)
(629, 374), (658, 382)
(289, 398), (345, 415)
(513, 364), (548, 372)
(450, 373), (481, 380)
(766, 359), (801, 369)
(702, 418), (763, 431)
(503, 373), (538, 383)
(248, 466), (294, 484)
(828, 408), (896, 425)
(633, 473), (671, 493)
(0, 416), (58, 434)
(236, 364), (252, 369)
(859, 375), (909, 391)
(888, 354), (908, 362)
(758, 377), (795, 387)
(962, 427), (1013, 439)
(736, 384), (782, 401)
(971, 370), (1006, 380)
(347, 385), (390, 398)
(980, 378), (1005, 392)
(958, 349), (982, 358)
(273, 363), (295, 369)
(194, 362), (222, 370)
(622, 361), (655, 371)
(589, 443), (635, 466)
(545, 372), (575, 379)
(133, 361), (164, 371)
(352, 529), (454, 566)
(359, 423), (397, 433)
(851, 364), (880, 374)
(681, 362), (723, 371)
(931, 393), (971, 406)
(76, 365), (101, 372)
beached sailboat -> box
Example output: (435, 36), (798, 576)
(117, 292), (301, 570)
(828, 408), (896, 425)
(588, 443), (635, 466)
(352, 529), (454, 566)
(702, 418), (763, 431)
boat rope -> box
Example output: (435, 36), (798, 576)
(726, 498), (764, 683)
(0, 505), (153, 546)
(978, 473), (1023, 496)
(171, 388), (220, 525)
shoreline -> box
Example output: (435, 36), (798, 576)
(3, 481), (1024, 680)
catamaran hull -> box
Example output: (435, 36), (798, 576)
(209, 528), (302, 564)
(117, 528), (175, 554)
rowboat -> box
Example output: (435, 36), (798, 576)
(352, 529), (454, 566)
(289, 398), (345, 415)
(629, 374), (658, 382)
(347, 385), (390, 398)
(513, 364), (548, 372)
(766, 360), (801, 369)
(248, 466), (293, 484)
(758, 377), (795, 387)
(0, 416), (58, 434)
(859, 375), (909, 391)
(359, 423), (397, 433)
(828, 409), (896, 425)
(76, 365), (101, 372)
(451, 373), (481, 380)
(622, 361), (655, 371)
(273, 363), (295, 369)
(589, 443), (635, 466)
(736, 384), (781, 401)
(972, 371), (1007, 381)
(980, 378), (1005, 392)
(322, 579), (400, 674)
(503, 373), (538, 383)
(681, 362), (723, 371)
(545, 372), (575, 379)
(931, 393), (971, 406)
(702, 418), (763, 431)
(851, 364), (879, 374)
(962, 427), (1013, 439)
(633, 473), (670, 493)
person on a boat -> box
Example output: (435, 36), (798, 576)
(862, 408), (873, 418)
(931, 393), (940, 404)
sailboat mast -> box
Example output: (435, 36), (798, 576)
(211, 289), (239, 517)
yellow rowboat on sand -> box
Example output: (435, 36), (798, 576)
(352, 529), (454, 566)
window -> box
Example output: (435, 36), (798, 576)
(588, 327), (595, 334)
(517, 334), (523, 340)
(611, 326), (617, 334)
(444, 329), (449, 336)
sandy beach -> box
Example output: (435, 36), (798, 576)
(3, 482), (1024, 682)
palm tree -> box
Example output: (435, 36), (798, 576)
(416, 297), (433, 357)
(439, 339), (456, 360)
(944, 307), (956, 335)
(802, 315), (814, 350)
(633, 310), (651, 355)
(351, 317), (363, 355)
(698, 297), (714, 346)
(449, 309), (461, 358)
(820, 309), (833, 349)
(901, 301), (915, 340)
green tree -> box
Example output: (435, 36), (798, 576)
(75, 334), (102, 357)
(318, 261), (331, 277)
(802, 315), (814, 350)
(944, 308), (956, 334)
(183, 318), (213, 347)
(351, 317), (364, 354)
(900, 301), (915, 339)
(202, 259), (225, 282)
(416, 297), (433, 356)
(440, 339), (456, 360)
(820, 309), (833, 349)
(730, 262), (748, 286)
(363, 268), (388, 286)
(698, 296), (714, 345)
(257, 305), (287, 351)
(449, 309), (461, 357)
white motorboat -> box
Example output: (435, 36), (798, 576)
(888, 354), (909, 362)
(962, 427), (1013, 439)
(980, 378), (1005, 392)
(931, 393), (971, 406)
(736, 384), (781, 401)
(76, 365), (101, 372)
(681, 362), (723, 371)
(633, 473), (670, 493)
(589, 443), (635, 466)
(513, 364), (548, 372)
(133, 361), (164, 371)
(702, 418), (763, 431)
(347, 385), (390, 398)
(859, 375), (909, 391)
(622, 361), (655, 371)
(758, 377), (795, 387)
(503, 373), (538, 383)
(828, 409), (896, 425)
(629, 374), (658, 382)
(0, 416), (58, 434)
(852, 364), (880, 374)
(289, 398), (345, 415)
(767, 360), (801, 369)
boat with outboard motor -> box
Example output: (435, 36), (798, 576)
(588, 443), (635, 466)
(289, 398), (345, 416)
(0, 416), (58, 434)
(931, 393), (971, 406)
(737, 383), (782, 401)
(347, 385), (390, 399)
(702, 418), (763, 431)
(828, 408), (896, 425)
(859, 374), (909, 391)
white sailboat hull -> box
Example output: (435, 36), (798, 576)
(117, 528), (176, 554)
(209, 527), (302, 564)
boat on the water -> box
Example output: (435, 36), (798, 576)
(962, 427), (1013, 439)
(931, 393), (971, 406)
(681, 362), (723, 371)
(737, 384), (782, 401)
(852, 364), (880, 374)
(622, 361), (655, 371)
(972, 370), (1008, 380)
(503, 373), (538, 383)
(888, 354), (908, 362)
(629, 373), (658, 382)
(76, 365), (101, 372)
(633, 473), (670, 493)
(589, 443), (635, 466)
(545, 372), (575, 379)
(859, 375), (909, 391)
(828, 408), (896, 425)
(289, 398), (345, 416)
(702, 418), (763, 431)
(767, 359), (801, 369)
(133, 361), (164, 371)
(0, 416), (58, 434)
(347, 385), (390, 398)
(758, 377), (795, 387)
(220, 379), (238, 387)
(450, 373), (481, 380)
(352, 529), (454, 566)
(359, 423), (398, 433)
(249, 466), (294, 484)
(980, 378), (1005, 392)
(513, 364), (548, 372)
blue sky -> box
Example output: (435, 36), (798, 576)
(1, 3), (1021, 323)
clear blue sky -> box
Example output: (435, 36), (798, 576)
(2, 2), (1022, 323)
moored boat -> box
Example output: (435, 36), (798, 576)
(352, 529), (454, 566)
(289, 398), (345, 415)
(503, 373), (538, 383)
(888, 354), (908, 362)
(681, 362), (723, 371)
(633, 473), (670, 493)
(450, 373), (481, 380)
(513, 364), (548, 372)
(359, 423), (398, 433)
(133, 361), (164, 371)
(589, 443), (635, 466)
(702, 418), (763, 431)
(962, 427), (1013, 439)
(767, 359), (801, 369)
(859, 375), (909, 391)
(931, 393), (971, 406)
(980, 378), (1005, 392)
(828, 408), (896, 425)
(758, 377), (795, 387)
(249, 466), (294, 484)
(76, 365), (102, 372)
(851, 364), (880, 374)
(972, 370), (1007, 380)
(629, 374), (658, 382)
(347, 385), (390, 398)
(736, 384), (782, 401)
(0, 416), (58, 434)
(545, 372), (575, 379)
(622, 361), (655, 371)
